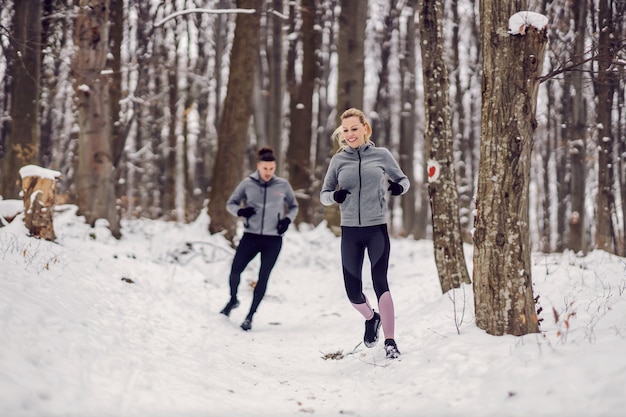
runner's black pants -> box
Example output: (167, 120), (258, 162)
(228, 233), (283, 319)
(340, 224), (390, 304)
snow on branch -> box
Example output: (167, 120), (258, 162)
(154, 8), (256, 28)
(508, 11), (548, 36)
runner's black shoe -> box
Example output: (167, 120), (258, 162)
(384, 339), (401, 359)
(363, 311), (381, 348)
(220, 299), (240, 316)
(240, 318), (252, 331)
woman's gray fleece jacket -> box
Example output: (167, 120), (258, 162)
(227, 171), (299, 236)
(320, 143), (410, 227)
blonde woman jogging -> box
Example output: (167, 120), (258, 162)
(320, 108), (409, 359)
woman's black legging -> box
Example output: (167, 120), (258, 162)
(340, 224), (390, 304)
(229, 233), (283, 319)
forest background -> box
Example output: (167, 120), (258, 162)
(0, 0), (625, 258)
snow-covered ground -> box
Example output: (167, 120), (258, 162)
(1, 203), (625, 417)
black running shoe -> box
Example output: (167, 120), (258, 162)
(240, 318), (252, 331)
(363, 311), (381, 348)
(220, 299), (240, 316)
(384, 339), (401, 359)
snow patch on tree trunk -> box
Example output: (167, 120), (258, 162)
(508, 11), (548, 35)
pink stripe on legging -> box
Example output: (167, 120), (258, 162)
(351, 298), (374, 320)
(378, 291), (394, 340)
(351, 292), (395, 339)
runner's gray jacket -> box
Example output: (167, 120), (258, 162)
(320, 143), (410, 227)
(227, 171), (299, 236)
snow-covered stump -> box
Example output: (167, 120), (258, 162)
(19, 165), (61, 241)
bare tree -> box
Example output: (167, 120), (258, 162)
(593, 0), (619, 254)
(448, 0), (476, 244)
(1, 0), (42, 199)
(564, 0), (588, 254)
(324, 0), (367, 234)
(312, 0), (339, 227)
(74, 0), (121, 238)
(371, 0), (397, 149)
(473, 6), (546, 335)
(418, 0), (470, 293)
(267, 0), (284, 170)
(286, 0), (318, 225)
(399, 0), (419, 238)
(208, 0), (261, 242)
(335, 0), (366, 118)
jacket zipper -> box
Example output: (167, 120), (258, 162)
(261, 182), (268, 233)
(357, 149), (362, 225)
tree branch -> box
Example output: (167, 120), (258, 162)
(154, 8), (256, 28)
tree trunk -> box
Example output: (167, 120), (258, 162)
(287, 0), (317, 225)
(399, 1), (417, 238)
(325, 0), (367, 235)
(313, 0), (338, 227)
(268, 0), (284, 171)
(540, 83), (553, 253)
(74, 0), (121, 238)
(20, 165), (60, 241)
(450, 0), (473, 244)
(372, 1), (396, 149)
(1, 0), (42, 199)
(163, 21), (179, 220)
(208, 0), (261, 242)
(473, 5), (545, 336)
(566, 0), (588, 254)
(109, 0), (125, 221)
(109, 0), (124, 167)
(336, 0), (366, 116)
(593, 0), (618, 254)
(418, 0), (470, 293)
(39, 0), (55, 168)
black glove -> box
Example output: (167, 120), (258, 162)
(387, 180), (403, 196)
(237, 207), (256, 218)
(277, 217), (291, 234)
(333, 189), (351, 204)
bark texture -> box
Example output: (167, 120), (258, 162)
(74, 0), (121, 238)
(325, 0), (367, 235)
(208, 0), (261, 242)
(21, 169), (59, 241)
(473, 4), (546, 336)
(418, 0), (470, 292)
(287, 0), (317, 225)
(1, 0), (42, 199)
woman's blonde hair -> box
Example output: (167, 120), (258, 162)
(333, 108), (373, 151)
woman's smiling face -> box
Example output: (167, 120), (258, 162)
(341, 116), (367, 148)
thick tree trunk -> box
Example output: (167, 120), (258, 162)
(74, 0), (121, 238)
(325, 0), (367, 235)
(418, 0), (470, 293)
(287, 0), (317, 225)
(1, 0), (42, 199)
(473, 6), (546, 336)
(208, 0), (261, 242)
(566, 3), (588, 254)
